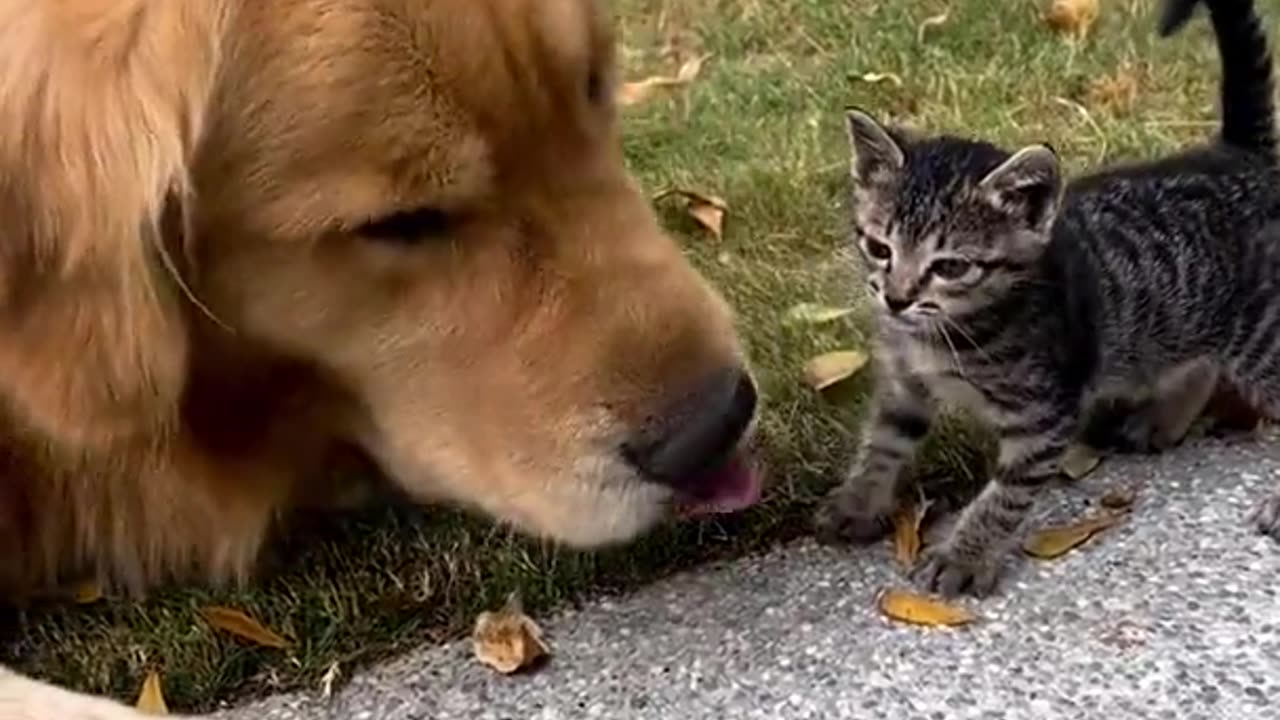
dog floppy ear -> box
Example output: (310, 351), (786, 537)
(0, 1), (233, 448)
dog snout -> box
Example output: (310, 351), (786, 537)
(621, 367), (758, 489)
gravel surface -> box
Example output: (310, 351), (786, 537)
(217, 434), (1280, 720)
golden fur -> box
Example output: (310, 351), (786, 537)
(0, 0), (756, 716)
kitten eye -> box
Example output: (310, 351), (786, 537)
(928, 258), (973, 280)
(864, 238), (892, 261)
(354, 207), (452, 244)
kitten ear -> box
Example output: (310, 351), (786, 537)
(845, 108), (905, 183)
(977, 144), (1063, 231)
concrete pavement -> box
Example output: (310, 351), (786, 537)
(217, 434), (1280, 720)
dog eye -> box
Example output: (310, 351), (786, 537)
(864, 237), (892, 261)
(355, 207), (452, 243)
(928, 258), (972, 280)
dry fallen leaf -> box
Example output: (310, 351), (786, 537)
(878, 589), (976, 628)
(616, 54), (710, 107)
(892, 502), (925, 568)
(783, 302), (856, 327)
(320, 660), (342, 701)
(1100, 487), (1137, 510)
(1022, 511), (1126, 560)
(1085, 65), (1142, 113)
(472, 594), (550, 675)
(1059, 443), (1102, 480)
(655, 189), (728, 239)
(803, 350), (870, 391)
(200, 606), (293, 649)
(857, 72), (904, 87)
(135, 672), (168, 715)
(916, 10), (951, 44)
(1044, 0), (1099, 41)
(72, 580), (103, 605)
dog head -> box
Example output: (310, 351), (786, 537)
(0, 0), (761, 548)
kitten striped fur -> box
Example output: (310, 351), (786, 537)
(814, 0), (1280, 597)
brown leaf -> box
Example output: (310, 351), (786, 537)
(1099, 487), (1136, 510)
(891, 503), (925, 568)
(916, 10), (951, 44)
(802, 350), (869, 391)
(72, 580), (103, 605)
(655, 189), (728, 239)
(1022, 511), (1126, 559)
(135, 672), (168, 715)
(877, 589), (976, 628)
(783, 303), (856, 327)
(472, 594), (550, 675)
(1085, 65), (1143, 114)
(1059, 443), (1102, 480)
(1044, 0), (1099, 41)
(616, 54), (710, 107)
(200, 606), (293, 649)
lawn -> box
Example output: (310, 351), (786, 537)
(0, 0), (1250, 711)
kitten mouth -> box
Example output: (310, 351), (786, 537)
(671, 452), (763, 518)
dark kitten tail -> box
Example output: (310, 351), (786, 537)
(1159, 0), (1277, 157)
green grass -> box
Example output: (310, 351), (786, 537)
(1, 0), (1261, 711)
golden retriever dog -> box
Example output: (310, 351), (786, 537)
(0, 0), (762, 716)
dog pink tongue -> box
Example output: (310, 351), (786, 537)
(675, 455), (762, 518)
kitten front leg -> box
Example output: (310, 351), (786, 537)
(814, 375), (934, 544)
(914, 410), (1073, 597)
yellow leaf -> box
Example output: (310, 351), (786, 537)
(655, 189), (728, 239)
(783, 302), (856, 326)
(72, 580), (103, 605)
(1099, 487), (1137, 510)
(892, 503), (925, 568)
(857, 72), (903, 87)
(135, 672), (168, 715)
(916, 10), (951, 43)
(877, 588), (976, 628)
(472, 594), (550, 675)
(200, 606), (293, 650)
(1059, 443), (1101, 480)
(615, 54), (710, 108)
(803, 350), (869, 391)
(1044, 0), (1099, 41)
(1022, 512), (1125, 560)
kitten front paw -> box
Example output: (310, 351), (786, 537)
(813, 485), (893, 546)
(1249, 492), (1280, 541)
(911, 541), (1002, 598)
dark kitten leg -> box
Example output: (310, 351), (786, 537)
(815, 375), (934, 544)
(913, 408), (1074, 597)
(1080, 357), (1220, 454)
(1224, 359), (1280, 541)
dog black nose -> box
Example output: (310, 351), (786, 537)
(622, 368), (757, 489)
(884, 295), (913, 314)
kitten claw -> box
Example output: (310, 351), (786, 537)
(812, 488), (893, 546)
(1249, 492), (1280, 541)
(911, 543), (1000, 598)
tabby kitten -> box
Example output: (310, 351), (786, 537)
(814, 0), (1280, 598)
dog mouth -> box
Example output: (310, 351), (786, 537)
(669, 450), (763, 519)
